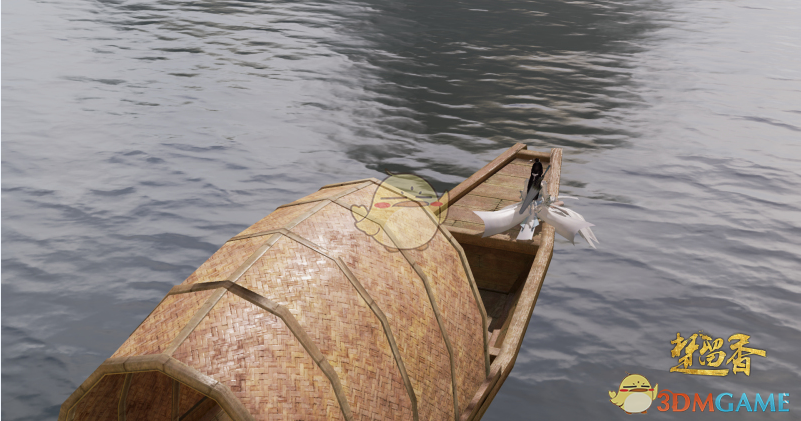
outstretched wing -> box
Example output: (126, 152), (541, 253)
(474, 204), (529, 238)
(537, 206), (594, 245)
(539, 205), (598, 248)
(553, 205), (599, 248)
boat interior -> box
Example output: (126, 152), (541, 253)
(68, 371), (229, 421)
(442, 145), (554, 365)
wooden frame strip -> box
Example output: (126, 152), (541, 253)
(436, 225), (491, 376)
(331, 257), (419, 421)
(515, 149), (551, 160)
(488, 329), (501, 349)
(318, 177), (381, 190)
(396, 247), (460, 421)
(227, 228), (329, 256)
(275, 181), (374, 210)
(171, 231), (421, 421)
(338, 196), (491, 377)
(549, 148), (563, 197)
(275, 186), (360, 210)
(335, 196), (485, 419)
(172, 379), (180, 421)
(163, 288), (227, 356)
(282, 199), (331, 229)
(458, 365), (502, 421)
(174, 283), (355, 421)
(224, 233), (284, 282)
(445, 226), (540, 255)
(164, 230), (284, 355)
(118, 372), (132, 421)
(59, 354), (254, 421)
(168, 281), (229, 296)
(180, 397), (208, 420)
(228, 229), (283, 243)
(360, 222), (459, 421)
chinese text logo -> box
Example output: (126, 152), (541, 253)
(670, 331), (766, 376)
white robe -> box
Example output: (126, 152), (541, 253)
(472, 182), (598, 248)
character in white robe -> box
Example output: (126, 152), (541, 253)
(473, 180), (598, 248)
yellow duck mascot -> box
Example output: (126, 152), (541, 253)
(351, 173), (448, 250)
(609, 374), (658, 414)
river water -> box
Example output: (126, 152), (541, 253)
(3, 0), (800, 419)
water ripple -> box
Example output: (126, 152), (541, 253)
(3, 0), (800, 419)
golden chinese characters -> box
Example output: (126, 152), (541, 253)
(669, 332), (765, 376)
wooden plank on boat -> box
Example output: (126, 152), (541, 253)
(446, 143), (526, 206)
(515, 149), (551, 160)
(451, 194), (502, 211)
(483, 173), (527, 190)
(447, 225), (540, 256)
(495, 163), (531, 179)
(462, 244), (535, 279)
(447, 206), (487, 225)
(468, 183), (522, 202)
(478, 290), (509, 322)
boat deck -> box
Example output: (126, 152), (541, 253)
(444, 152), (551, 236)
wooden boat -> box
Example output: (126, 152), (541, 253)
(59, 143), (560, 421)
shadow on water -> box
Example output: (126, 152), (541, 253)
(87, 0), (664, 180)
(321, 0), (664, 175)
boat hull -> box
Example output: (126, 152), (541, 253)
(59, 144), (561, 421)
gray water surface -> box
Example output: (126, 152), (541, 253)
(3, 0), (800, 419)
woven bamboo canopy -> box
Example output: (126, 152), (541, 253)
(60, 144), (561, 421)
